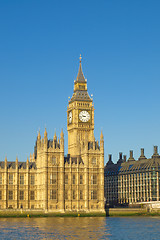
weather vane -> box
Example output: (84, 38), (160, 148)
(79, 54), (82, 63)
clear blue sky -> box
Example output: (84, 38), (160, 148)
(0, 0), (160, 164)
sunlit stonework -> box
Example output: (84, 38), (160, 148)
(0, 56), (105, 212)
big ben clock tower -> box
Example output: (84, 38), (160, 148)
(67, 55), (94, 156)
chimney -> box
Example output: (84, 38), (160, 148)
(123, 155), (127, 162)
(109, 154), (112, 162)
(119, 152), (122, 160)
(130, 150), (133, 158)
(141, 148), (144, 157)
(154, 146), (158, 155)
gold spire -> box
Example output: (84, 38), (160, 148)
(76, 54), (86, 82)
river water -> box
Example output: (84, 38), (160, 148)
(0, 217), (160, 239)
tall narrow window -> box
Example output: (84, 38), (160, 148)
(80, 190), (83, 200)
(9, 174), (13, 185)
(30, 175), (35, 185)
(50, 173), (56, 184)
(80, 175), (83, 184)
(91, 190), (97, 200)
(30, 191), (35, 200)
(0, 191), (2, 200)
(65, 174), (68, 184)
(91, 174), (97, 185)
(72, 190), (76, 200)
(20, 175), (24, 185)
(50, 190), (57, 200)
(72, 174), (75, 184)
(9, 190), (13, 200)
(93, 175), (97, 184)
(52, 173), (56, 184)
(19, 190), (24, 200)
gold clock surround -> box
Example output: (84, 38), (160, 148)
(78, 109), (91, 123)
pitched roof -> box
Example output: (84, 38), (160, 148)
(70, 90), (92, 102)
(105, 155), (160, 176)
(0, 161), (37, 170)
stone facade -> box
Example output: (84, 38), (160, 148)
(104, 146), (160, 206)
(0, 56), (105, 212)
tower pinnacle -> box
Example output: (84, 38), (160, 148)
(44, 128), (47, 138)
(100, 130), (104, 140)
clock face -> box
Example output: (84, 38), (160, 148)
(79, 110), (90, 122)
(69, 111), (72, 123)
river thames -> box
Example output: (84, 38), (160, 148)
(0, 217), (160, 239)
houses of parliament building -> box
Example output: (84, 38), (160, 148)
(1, 56), (159, 212)
(0, 56), (105, 212)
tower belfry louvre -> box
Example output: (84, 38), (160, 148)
(0, 56), (105, 212)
